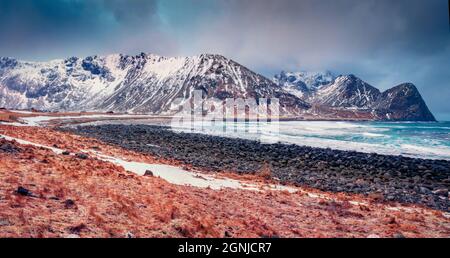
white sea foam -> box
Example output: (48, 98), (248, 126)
(6, 112), (450, 160)
(362, 132), (386, 138)
(171, 121), (450, 160)
(400, 144), (450, 158)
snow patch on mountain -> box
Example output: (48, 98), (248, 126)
(0, 54), (436, 121)
(273, 70), (336, 99)
(0, 53), (309, 115)
(312, 75), (381, 109)
(274, 71), (435, 121)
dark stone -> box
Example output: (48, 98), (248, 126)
(59, 124), (450, 212)
(432, 189), (448, 197)
(0, 141), (20, 153)
(16, 186), (31, 196)
(0, 218), (10, 226)
(386, 195), (396, 201)
(393, 232), (406, 238)
(419, 186), (431, 194)
(144, 170), (154, 177)
(68, 223), (86, 234)
(64, 199), (76, 209)
(62, 151), (70, 155)
(75, 153), (89, 160)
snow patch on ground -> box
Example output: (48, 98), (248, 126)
(2, 133), (443, 216)
(16, 113), (154, 126)
(88, 150), (298, 192)
(0, 122), (29, 127)
(0, 134), (64, 154)
(0, 134), (297, 193)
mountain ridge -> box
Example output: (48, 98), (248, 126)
(273, 71), (435, 121)
(0, 53), (436, 121)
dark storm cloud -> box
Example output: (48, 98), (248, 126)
(189, 0), (449, 68)
(0, 0), (448, 118)
(0, 0), (104, 48)
(102, 0), (158, 24)
(184, 0), (450, 119)
(0, 0), (172, 59)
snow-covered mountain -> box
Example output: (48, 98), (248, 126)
(0, 53), (435, 121)
(0, 54), (309, 115)
(273, 71), (435, 121)
(373, 83), (436, 121)
(273, 71), (335, 98)
(311, 74), (381, 109)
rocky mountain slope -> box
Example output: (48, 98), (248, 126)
(273, 72), (435, 121)
(273, 71), (335, 98)
(0, 54), (435, 121)
(0, 54), (308, 116)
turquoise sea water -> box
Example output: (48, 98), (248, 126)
(80, 119), (450, 160)
(171, 120), (450, 160)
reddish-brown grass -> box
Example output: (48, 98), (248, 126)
(0, 125), (449, 238)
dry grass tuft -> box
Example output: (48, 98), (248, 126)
(259, 162), (272, 180)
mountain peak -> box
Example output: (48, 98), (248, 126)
(0, 53), (436, 121)
(335, 74), (361, 82)
(273, 69), (434, 121)
(377, 83), (435, 121)
(198, 53), (225, 58)
(391, 82), (417, 91)
(0, 52), (310, 115)
(273, 70), (336, 89)
(0, 57), (18, 69)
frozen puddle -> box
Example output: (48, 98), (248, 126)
(0, 134), (297, 193)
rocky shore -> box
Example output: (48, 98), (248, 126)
(1, 124), (449, 237)
(62, 124), (450, 212)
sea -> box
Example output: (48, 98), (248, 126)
(58, 117), (450, 161)
(168, 120), (450, 161)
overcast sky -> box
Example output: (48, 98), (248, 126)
(0, 0), (449, 119)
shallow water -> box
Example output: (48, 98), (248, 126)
(190, 121), (450, 160)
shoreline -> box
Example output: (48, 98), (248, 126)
(0, 123), (449, 237)
(62, 124), (450, 212)
(0, 109), (442, 123)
